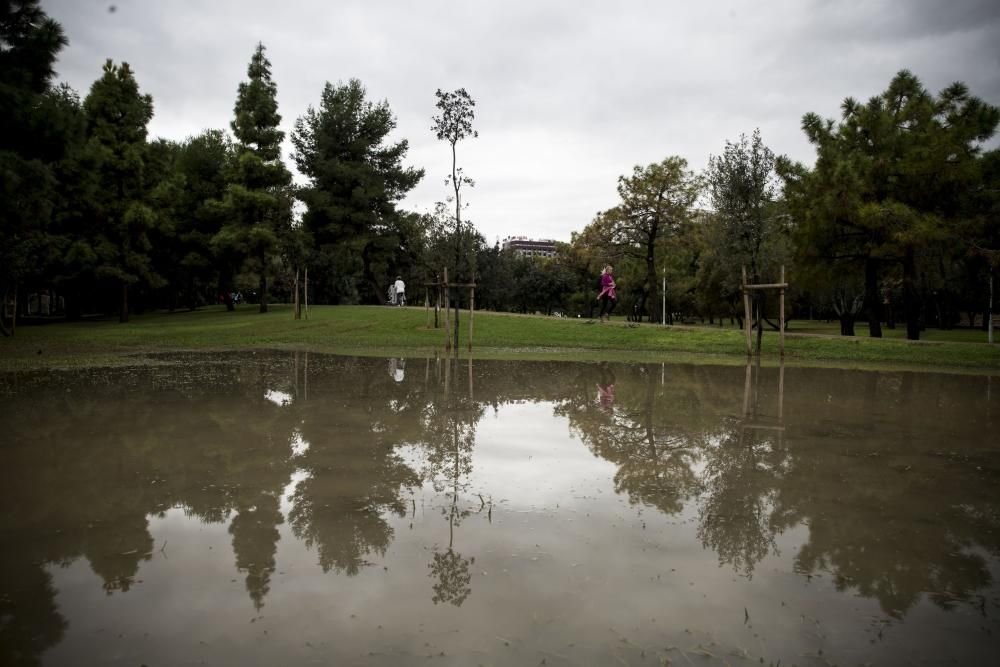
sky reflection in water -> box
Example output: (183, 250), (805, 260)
(1, 353), (998, 666)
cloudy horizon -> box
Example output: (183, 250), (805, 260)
(42, 0), (1000, 244)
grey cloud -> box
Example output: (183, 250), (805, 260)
(41, 0), (1000, 244)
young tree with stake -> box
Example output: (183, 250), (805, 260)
(431, 88), (477, 348)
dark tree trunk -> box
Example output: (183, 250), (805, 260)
(219, 273), (235, 311)
(0, 282), (15, 337)
(903, 248), (920, 340)
(839, 314), (856, 336)
(119, 282), (129, 323)
(864, 256), (882, 338)
(646, 236), (659, 324)
(258, 251), (268, 314)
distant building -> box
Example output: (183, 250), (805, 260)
(502, 236), (558, 258)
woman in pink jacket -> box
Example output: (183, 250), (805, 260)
(596, 265), (617, 322)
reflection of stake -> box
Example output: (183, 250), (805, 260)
(468, 357), (474, 401)
(753, 352), (762, 417)
(742, 363), (752, 418)
(778, 360), (785, 422)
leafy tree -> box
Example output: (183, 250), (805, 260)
(292, 78), (423, 303)
(214, 43), (292, 313)
(786, 70), (999, 340)
(585, 157), (700, 322)
(79, 59), (157, 322)
(0, 0), (69, 334)
(707, 130), (789, 344)
(431, 88), (478, 283)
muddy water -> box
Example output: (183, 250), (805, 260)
(1, 353), (998, 666)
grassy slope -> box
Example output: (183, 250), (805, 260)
(2, 304), (999, 373)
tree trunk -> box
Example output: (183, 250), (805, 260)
(258, 251), (268, 314)
(903, 247), (920, 340)
(864, 256), (883, 338)
(119, 282), (129, 323)
(645, 240), (658, 324)
(453, 289), (460, 351)
(0, 283), (14, 337)
(219, 273), (235, 311)
(839, 314), (856, 336)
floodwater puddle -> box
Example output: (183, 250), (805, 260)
(1, 353), (998, 665)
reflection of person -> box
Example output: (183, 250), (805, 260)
(394, 276), (406, 306)
(596, 363), (616, 410)
(388, 358), (405, 382)
(596, 265), (617, 322)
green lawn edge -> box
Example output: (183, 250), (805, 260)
(2, 304), (999, 375)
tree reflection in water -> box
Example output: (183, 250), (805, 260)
(287, 354), (423, 575)
(1, 354), (999, 664)
(423, 355), (480, 607)
(696, 362), (786, 578)
(556, 362), (708, 516)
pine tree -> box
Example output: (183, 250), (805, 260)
(292, 78), (423, 303)
(80, 60), (157, 323)
(788, 70), (999, 340)
(0, 0), (69, 335)
(214, 43), (292, 313)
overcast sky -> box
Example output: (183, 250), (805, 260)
(43, 0), (1000, 244)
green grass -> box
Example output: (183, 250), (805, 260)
(686, 317), (994, 343)
(2, 304), (999, 373)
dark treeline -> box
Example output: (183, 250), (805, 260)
(2, 1), (998, 339)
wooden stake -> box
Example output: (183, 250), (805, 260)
(779, 265), (785, 356)
(304, 267), (309, 320)
(443, 267), (451, 350)
(294, 267), (300, 320)
(742, 266), (752, 356)
(468, 286), (475, 352)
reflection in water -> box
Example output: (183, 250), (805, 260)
(1, 354), (998, 664)
(425, 355), (479, 607)
(698, 361), (786, 578)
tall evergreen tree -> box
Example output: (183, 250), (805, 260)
(0, 0), (68, 334)
(292, 78), (423, 303)
(80, 59), (157, 323)
(176, 130), (236, 308)
(786, 70), (999, 340)
(214, 43), (292, 313)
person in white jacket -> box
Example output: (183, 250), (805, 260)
(393, 276), (406, 306)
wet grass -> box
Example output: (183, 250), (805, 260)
(2, 304), (999, 373)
